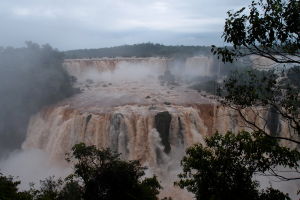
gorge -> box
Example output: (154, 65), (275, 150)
(3, 57), (295, 199)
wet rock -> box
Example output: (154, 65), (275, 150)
(155, 111), (172, 154)
(164, 102), (171, 105)
(267, 106), (281, 136)
(84, 114), (92, 133)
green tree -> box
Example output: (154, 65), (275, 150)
(211, 0), (300, 145)
(0, 173), (33, 200)
(182, 1), (300, 199)
(176, 131), (300, 200)
(32, 176), (82, 200)
(208, 0), (300, 190)
(0, 143), (164, 200)
(58, 179), (82, 200)
(221, 67), (300, 143)
(212, 0), (299, 64)
(66, 143), (162, 200)
(34, 177), (63, 200)
(64, 43), (211, 58)
(0, 173), (20, 200)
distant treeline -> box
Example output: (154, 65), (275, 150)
(64, 43), (212, 58)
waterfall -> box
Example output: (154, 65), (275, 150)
(23, 103), (269, 199)
(22, 57), (291, 199)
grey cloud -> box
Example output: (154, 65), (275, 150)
(0, 0), (248, 49)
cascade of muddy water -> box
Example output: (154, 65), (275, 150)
(23, 104), (261, 198)
(22, 57), (290, 199)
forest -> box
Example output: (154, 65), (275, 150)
(64, 43), (212, 59)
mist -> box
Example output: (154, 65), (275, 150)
(0, 42), (76, 158)
(0, 149), (70, 190)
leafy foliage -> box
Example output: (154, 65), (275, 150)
(203, 1), (300, 199)
(66, 143), (162, 200)
(1, 143), (163, 200)
(223, 69), (278, 106)
(64, 43), (211, 58)
(0, 174), (82, 200)
(0, 173), (21, 200)
(211, 0), (300, 144)
(31, 176), (82, 200)
(176, 131), (299, 200)
(0, 173), (33, 200)
(212, 0), (300, 64)
(220, 66), (300, 144)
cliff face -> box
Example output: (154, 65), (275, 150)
(23, 104), (272, 199)
(63, 56), (214, 83)
(63, 58), (168, 82)
(24, 104), (254, 162)
(23, 104), (258, 199)
(22, 57), (282, 199)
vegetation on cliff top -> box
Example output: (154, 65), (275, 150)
(64, 43), (211, 59)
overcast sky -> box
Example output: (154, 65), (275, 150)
(0, 0), (248, 50)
